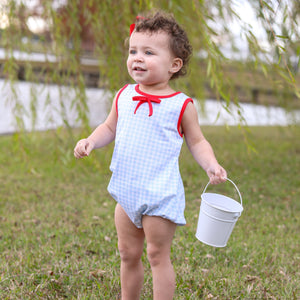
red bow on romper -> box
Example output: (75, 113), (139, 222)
(132, 96), (161, 117)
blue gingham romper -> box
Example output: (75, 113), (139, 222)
(107, 84), (193, 228)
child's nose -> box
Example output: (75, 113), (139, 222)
(134, 53), (144, 62)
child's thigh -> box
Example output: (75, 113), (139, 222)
(142, 216), (177, 252)
(114, 204), (145, 252)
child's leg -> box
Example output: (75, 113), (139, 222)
(142, 216), (177, 300)
(114, 204), (145, 300)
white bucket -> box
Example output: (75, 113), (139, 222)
(196, 178), (243, 247)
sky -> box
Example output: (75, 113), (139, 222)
(0, 0), (67, 32)
(229, 0), (298, 50)
(214, 0), (272, 59)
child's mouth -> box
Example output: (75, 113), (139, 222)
(133, 67), (146, 72)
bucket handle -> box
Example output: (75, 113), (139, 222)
(202, 178), (243, 206)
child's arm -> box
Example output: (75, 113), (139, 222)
(74, 96), (118, 159)
(181, 102), (227, 184)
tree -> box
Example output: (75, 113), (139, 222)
(1, 0), (299, 134)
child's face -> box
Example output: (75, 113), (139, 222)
(127, 31), (180, 88)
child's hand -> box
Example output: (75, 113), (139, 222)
(74, 139), (94, 159)
(206, 164), (227, 185)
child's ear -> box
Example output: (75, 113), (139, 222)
(170, 58), (183, 74)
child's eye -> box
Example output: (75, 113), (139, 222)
(145, 51), (153, 55)
(129, 49), (137, 55)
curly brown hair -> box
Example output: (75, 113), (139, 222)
(134, 11), (192, 80)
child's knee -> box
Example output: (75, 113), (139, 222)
(118, 242), (143, 264)
(147, 244), (167, 267)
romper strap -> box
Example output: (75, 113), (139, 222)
(177, 98), (193, 137)
(115, 84), (129, 118)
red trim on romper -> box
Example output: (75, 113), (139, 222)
(177, 98), (193, 137)
(115, 84), (129, 118)
(135, 84), (181, 98)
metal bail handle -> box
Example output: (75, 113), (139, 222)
(202, 178), (243, 206)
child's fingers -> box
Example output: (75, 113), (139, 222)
(74, 139), (88, 158)
(74, 148), (86, 158)
(220, 168), (227, 181)
(208, 166), (227, 184)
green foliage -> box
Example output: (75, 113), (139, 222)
(1, 0), (299, 133)
(0, 126), (299, 298)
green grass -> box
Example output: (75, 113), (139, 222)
(0, 126), (299, 299)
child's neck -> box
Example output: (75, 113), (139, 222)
(138, 83), (176, 96)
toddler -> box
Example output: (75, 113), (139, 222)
(74, 11), (227, 300)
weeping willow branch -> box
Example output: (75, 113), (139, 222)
(1, 0), (299, 137)
(258, 0), (300, 98)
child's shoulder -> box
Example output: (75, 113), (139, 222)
(116, 83), (136, 97)
(171, 90), (193, 104)
(120, 83), (137, 91)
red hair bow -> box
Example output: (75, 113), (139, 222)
(129, 23), (135, 36)
(129, 16), (145, 36)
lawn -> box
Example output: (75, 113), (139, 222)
(0, 126), (299, 299)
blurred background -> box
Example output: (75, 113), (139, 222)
(0, 0), (299, 134)
(0, 3), (299, 298)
